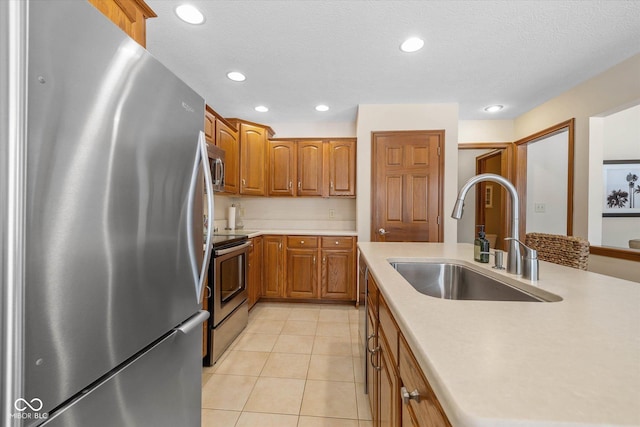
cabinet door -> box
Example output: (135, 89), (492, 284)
(366, 308), (379, 425)
(321, 249), (354, 300)
(286, 248), (318, 298)
(239, 123), (266, 196)
(248, 236), (263, 309)
(215, 118), (240, 194)
(262, 236), (284, 298)
(88, 0), (156, 47)
(329, 139), (356, 197)
(204, 109), (215, 143)
(297, 141), (324, 197)
(268, 140), (296, 196)
(379, 329), (400, 427)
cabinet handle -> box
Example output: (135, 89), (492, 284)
(242, 178), (246, 186)
(401, 387), (421, 404)
(330, 180), (334, 190)
(370, 348), (381, 371)
(206, 286), (211, 298)
(313, 256), (316, 265)
(279, 242), (282, 250)
(366, 334), (377, 354)
(298, 181), (301, 190)
(289, 181), (292, 189)
(322, 256), (326, 264)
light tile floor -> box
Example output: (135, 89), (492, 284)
(202, 302), (373, 427)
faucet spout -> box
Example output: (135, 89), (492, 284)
(451, 173), (521, 275)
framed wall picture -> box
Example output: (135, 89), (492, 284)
(602, 160), (640, 217)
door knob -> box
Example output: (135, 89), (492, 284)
(378, 228), (389, 236)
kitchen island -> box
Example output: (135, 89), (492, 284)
(358, 242), (640, 427)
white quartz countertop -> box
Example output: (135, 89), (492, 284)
(216, 229), (357, 238)
(358, 242), (640, 427)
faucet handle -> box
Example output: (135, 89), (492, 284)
(504, 238), (539, 281)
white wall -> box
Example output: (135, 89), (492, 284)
(515, 53), (640, 241)
(356, 103), (459, 242)
(525, 131), (568, 234)
(599, 104), (640, 248)
(458, 120), (514, 143)
(268, 121), (356, 138)
(457, 149), (492, 244)
(515, 53), (640, 279)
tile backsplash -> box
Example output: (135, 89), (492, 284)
(211, 196), (356, 231)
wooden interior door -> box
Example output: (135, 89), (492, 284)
(371, 131), (444, 242)
(475, 149), (511, 251)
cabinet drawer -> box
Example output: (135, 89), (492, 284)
(321, 236), (354, 249)
(287, 236), (319, 249)
(399, 335), (451, 427)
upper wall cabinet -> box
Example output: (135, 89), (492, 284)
(88, 0), (156, 48)
(268, 139), (356, 198)
(328, 139), (356, 197)
(205, 106), (240, 195)
(227, 119), (275, 197)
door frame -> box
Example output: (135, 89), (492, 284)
(370, 130), (445, 242)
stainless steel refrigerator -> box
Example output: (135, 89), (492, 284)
(1, 1), (214, 426)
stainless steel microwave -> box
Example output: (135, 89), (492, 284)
(207, 143), (225, 192)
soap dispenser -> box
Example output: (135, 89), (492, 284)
(474, 225), (490, 263)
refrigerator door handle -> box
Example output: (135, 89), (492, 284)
(176, 310), (210, 335)
(187, 131), (215, 303)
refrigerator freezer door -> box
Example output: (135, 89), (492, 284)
(41, 320), (202, 427)
(25, 1), (205, 416)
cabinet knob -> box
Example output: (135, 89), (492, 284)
(335, 241), (339, 245)
(301, 240), (305, 244)
(401, 387), (421, 404)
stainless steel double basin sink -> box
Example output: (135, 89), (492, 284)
(390, 261), (561, 302)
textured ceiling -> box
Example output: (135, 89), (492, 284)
(145, 0), (640, 125)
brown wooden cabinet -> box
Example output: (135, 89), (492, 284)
(227, 119), (274, 196)
(286, 236), (319, 299)
(204, 106), (240, 194)
(267, 139), (355, 198)
(298, 141), (324, 196)
(320, 237), (355, 300)
(262, 235), (285, 298)
(260, 234), (356, 302)
(328, 139), (356, 197)
(247, 236), (263, 309)
(365, 267), (451, 427)
(268, 140), (296, 196)
(88, 0), (156, 47)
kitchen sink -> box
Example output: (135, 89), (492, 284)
(390, 262), (561, 302)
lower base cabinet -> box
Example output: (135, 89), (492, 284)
(366, 270), (451, 427)
(258, 234), (356, 303)
(247, 236), (263, 309)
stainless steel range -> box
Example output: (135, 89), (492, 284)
(203, 234), (250, 366)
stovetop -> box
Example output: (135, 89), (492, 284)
(210, 233), (248, 249)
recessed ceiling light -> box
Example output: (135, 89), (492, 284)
(226, 71), (246, 82)
(175, 4), (205, 25)
(255, 105), (269, 112)
(315, 104), (329, 112)
(484, 105), (504, 113)
(400, 37), (424, 53)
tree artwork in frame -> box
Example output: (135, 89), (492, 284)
(602, 160), (640, 217)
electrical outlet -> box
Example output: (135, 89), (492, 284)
(534, 203), (546, 213)
(329, 209), (336, 219)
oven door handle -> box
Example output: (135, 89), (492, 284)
(214, 241), (251, 257)
(187, 131), (214, 303)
